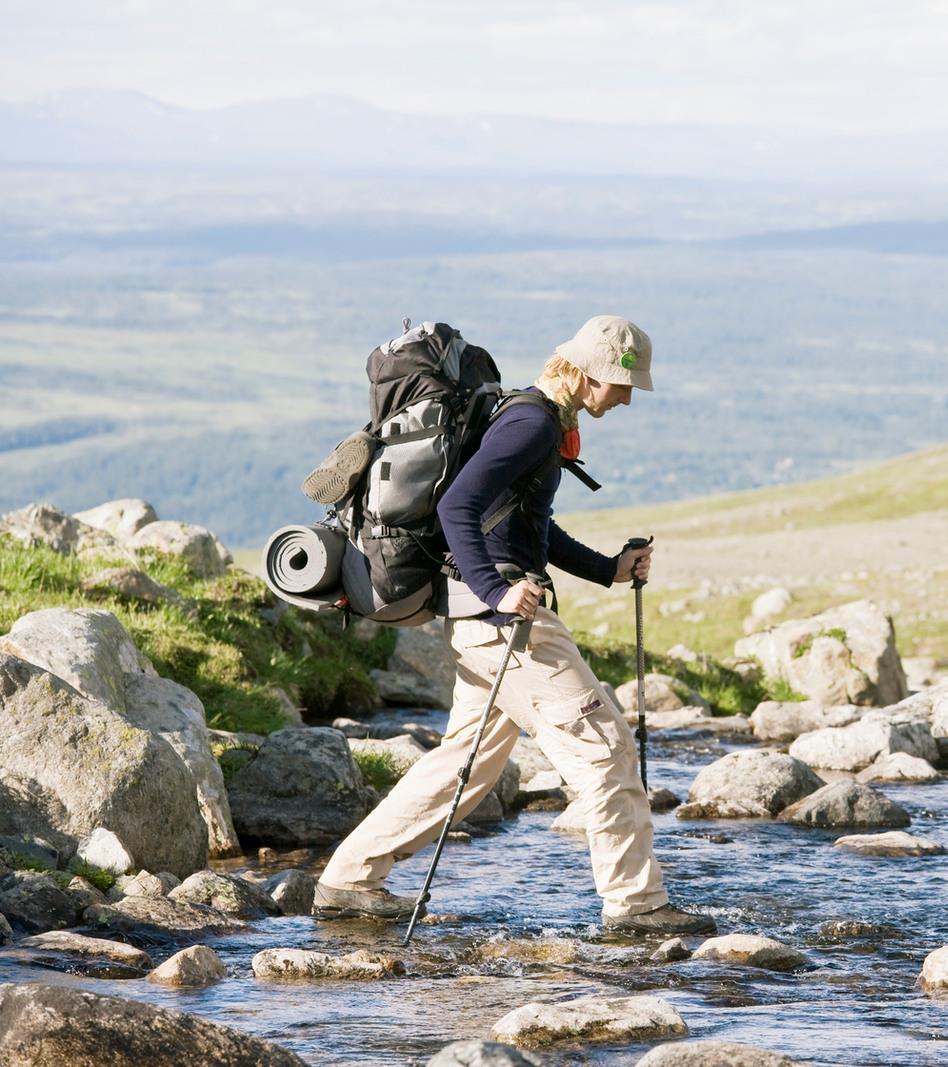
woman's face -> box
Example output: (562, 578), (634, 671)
(577, 375), (633, 418)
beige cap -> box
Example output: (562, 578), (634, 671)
(554, 315), (653, 391)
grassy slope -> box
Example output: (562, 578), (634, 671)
(556, 444), (948, 663)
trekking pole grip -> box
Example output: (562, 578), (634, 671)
(623, 535), (653, 590)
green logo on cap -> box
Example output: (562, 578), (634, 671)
(620, 350), (638, 370)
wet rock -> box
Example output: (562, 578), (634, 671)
(11, 930), (153, 978)
(649, 787), (682, 811)
(637, 1040), (800, 1066)
(226, 727), (371, 846)
(789, 712), (939, 772)
(692, 934), (808, 972)
(917, 945), (948, 992)
(0, 914), (12, 943)
(74, 499), (158, 540)
(832, 831), (944, 857)
(550, 799), (587, 834)
(777, 781), (910, 828)
(76, 827), (135, 876)
(149, 944), (227, 986)
(490, 993), (687, 1048)
(856, 751), (940, 783)
(650, 937), (692, 963)
(115, 870), (167, 898)
(370, 668), (446, 709)
(468, 937), (580, 965)
(266, 869), (316, 915)
(735, 599), (907, 706)
(80, 565), (185, 608)
(350, 734), (427, 772)
(676, 749), (824, 819)
(819, 919), (904, 942)
(169, 870), (280, 919)
(0, 502), (123, 558)
(466, 791), (505, 824)
(515, 769), (570, 810)
(0, 871), (83, 934)
(0, 982), (307, 1065)
(427, 1039), (541, 1066)
(0, 651), (208, 878)
(128, 519), (232, 578)
(83, 894), (244, 947)
(389, 620), (455, 708)
(493, 759), (521, 811)
(750, 700), (864, 742)
(252, 947), (404, 980)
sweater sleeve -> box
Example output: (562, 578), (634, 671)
(437, 407), (558, 610)
(548, 520), (617, 587)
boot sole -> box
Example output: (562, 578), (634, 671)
(301, 431), (376, 504)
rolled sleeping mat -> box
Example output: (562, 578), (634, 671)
(262, 524), (346, 613)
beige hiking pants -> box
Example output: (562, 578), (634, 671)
(320, 607), (667, 916)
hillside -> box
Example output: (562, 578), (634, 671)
(553, 444), (948, 663)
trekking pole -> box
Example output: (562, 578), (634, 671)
(625, 536), (654, 792)
(403, 612), (533, 946)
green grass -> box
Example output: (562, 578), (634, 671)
(68, 858), (116, 893)
(793, 627), (848, 659)
(0, 535), (395, 734)
(351, 749), (403, 791)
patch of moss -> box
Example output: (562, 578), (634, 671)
(352, 749), (402, 791)
(69, 858), (116, 892)
(793, 627), (848, 659)
(765, 676), (810, 703)
(1, 850), (54, 875)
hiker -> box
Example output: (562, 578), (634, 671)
(314, 315), (716, 936)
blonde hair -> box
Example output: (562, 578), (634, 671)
(535, 354), (585, 430)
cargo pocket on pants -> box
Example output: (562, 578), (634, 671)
(533, 685), (619, 764)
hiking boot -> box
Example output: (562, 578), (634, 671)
(602, 904), (717, 936)
(312, 882), (423, 921)
(301, 431), (376, 504)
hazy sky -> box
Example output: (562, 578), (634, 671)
(5, 0), (948, 132)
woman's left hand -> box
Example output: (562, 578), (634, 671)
(614, 543), (653, 583)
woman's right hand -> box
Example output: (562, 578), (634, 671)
(495, 579), (544, 620)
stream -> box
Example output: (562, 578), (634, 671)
(2, 727), (946, 1066)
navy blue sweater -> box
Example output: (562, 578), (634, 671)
(437, 391), (617, 623)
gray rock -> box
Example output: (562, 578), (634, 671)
(750, 700), (865, 742)
(148, 944), (227, 986)
(466, 791), (505, 824)
(76, 828), (135, 876)
(0, 914), (13, 943)
(226, 728), (371, 846)
(129, 520), (232, 578)
(252, 947), (405, 979)
(637, 1040), (800, 1066)
(0, 652), (208, 878)
(511, 735), (554, 781)
(676, 749), (824, 819)
(389, 620), (454, 708)
(493, 759), (521, 811)
(0, 834), (59, 871)
(83, 894), (244, 946)
(645, 706), (714, 730)
(12, 930), (153, 978)
(616, 674), (686, 712)
(265, 869), (316, 915)
(932, 687), (948, 759)
(169, 870), (280, 919)
(778, 781), (910, 828)
(490, 993), (687, 1048)
(918, 945), (948, 992)
(65, 875), (109, 909)
(832, 831), (944, 856)
(0, 871), (83, 934)
(735, 599), (908, 707)
(789, 712), (939, 772)
(819, 919), (904, 941)
(856, 752), (940, 783)
(0, 982), (306, 1065)
(692, 934), (808, 972)
(81, 565), (185, 607)
(427, 1040), (541, 1066)
(649, 787), (682, 812)
(650, 937), (692, 963)
(73, 498), (158, 540)
(0, 502), (125, 559)
(349, 734), (427, 773)
(369, 668), (446, 709)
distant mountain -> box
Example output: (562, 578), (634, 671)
(2, 88), (947, 186)
(725, 220), (948, 256)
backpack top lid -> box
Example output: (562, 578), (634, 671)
(366, 321), (501, 430)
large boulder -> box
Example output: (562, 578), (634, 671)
(750, 700), (864, 742)
(637, 1040), (800, 1066)
(0, 983), (306, 1065)
(0, 653), (207, 877)
(1, 607), (239, 858)
(128, 520), (232, 578)
(491, 994), (686, 1048)
(388, 621), (455, 708)
(226, 728), (371, 845)
(0, 871), (84, 934)
(83, 894), (243, 946)
(735, 600), (908, 707)
(73, 498), (158, 541)
(0, 502), (124, 559)
(676, 750), (824, 819)
(168, 870), (279, 919)
(788, 712), (939, 772)
(777, 781), (910, 828)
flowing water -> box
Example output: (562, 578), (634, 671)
(2, 725), (946, 1066)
